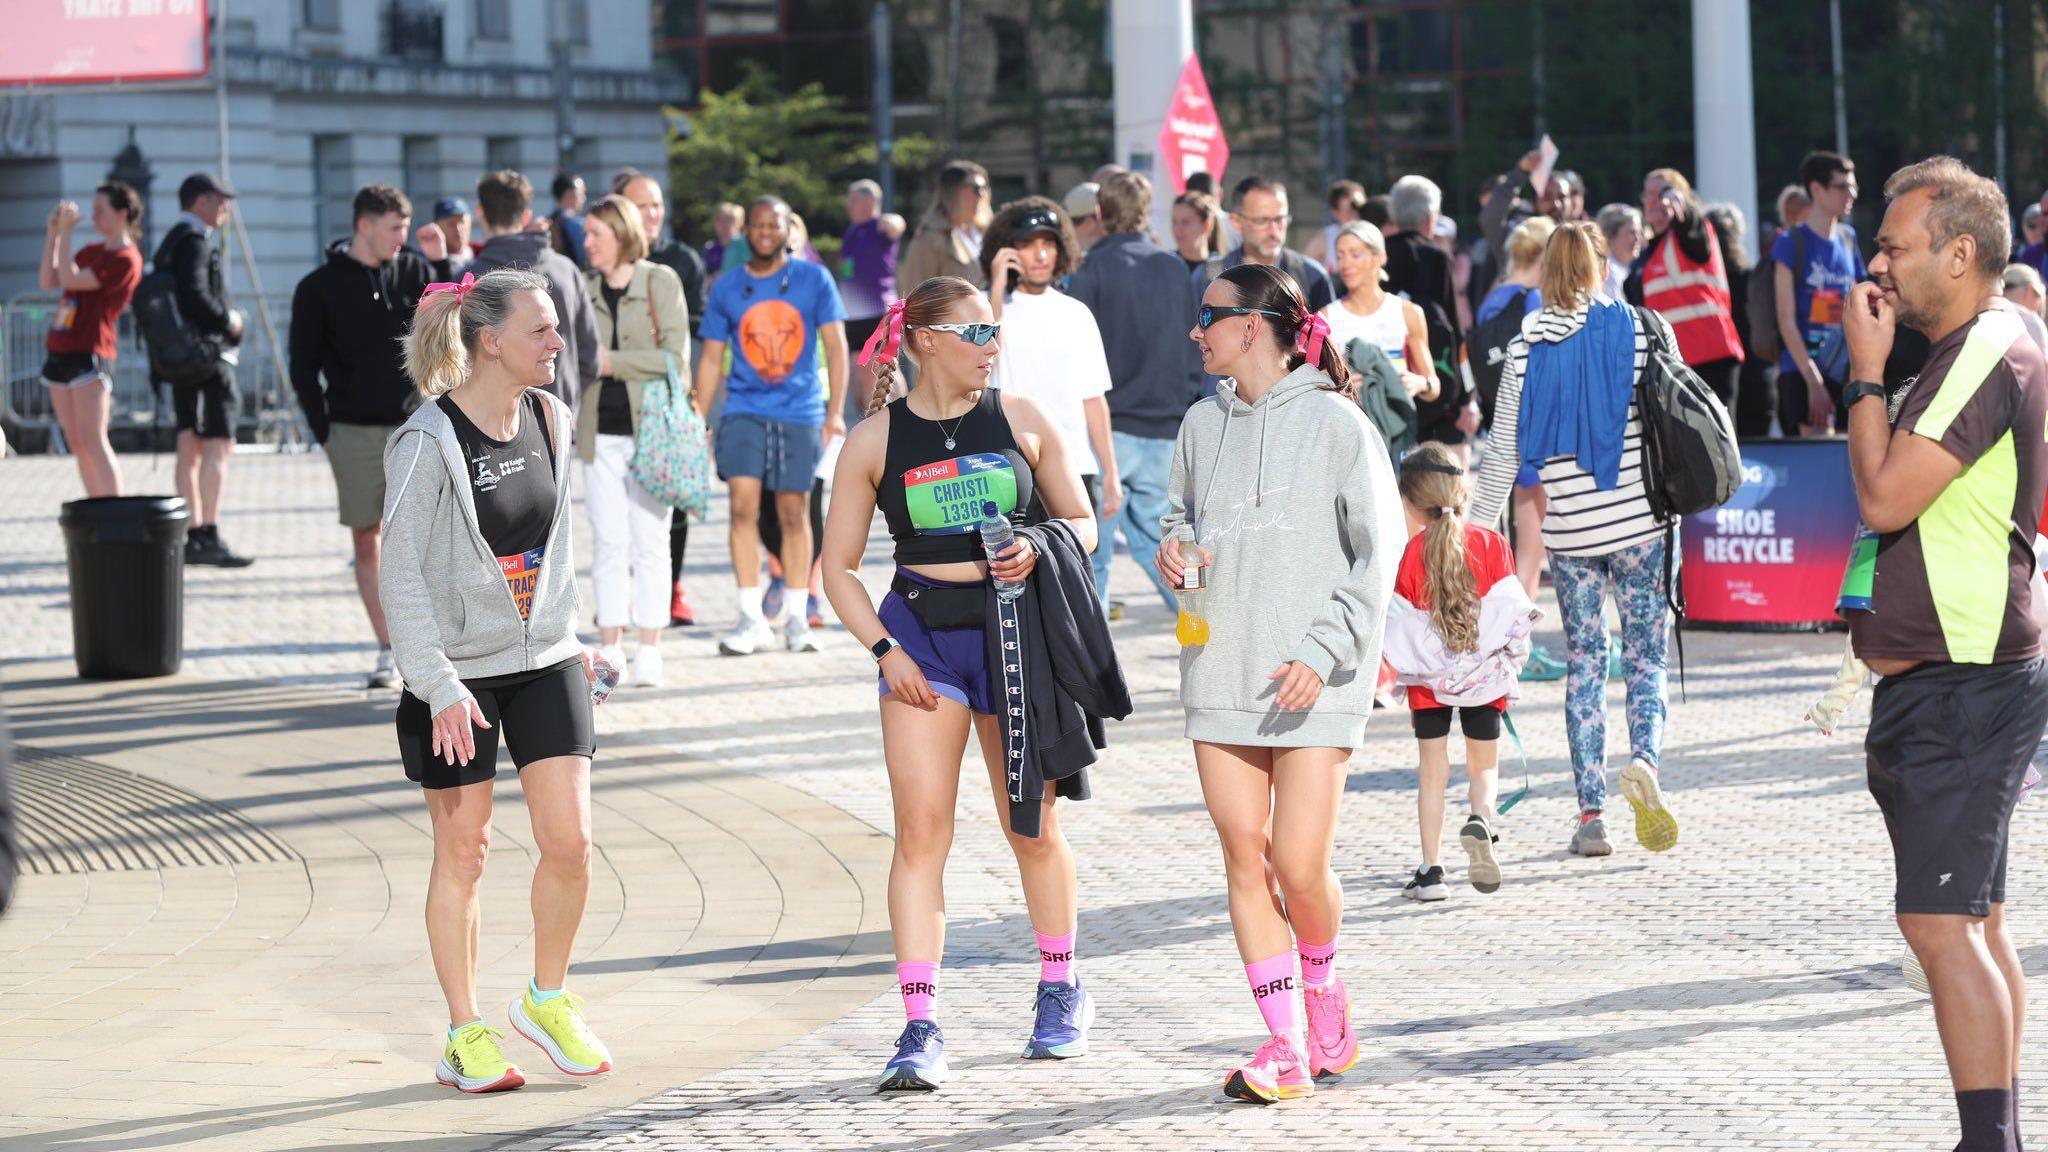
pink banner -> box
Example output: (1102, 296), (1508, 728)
(0, 0), (210, 86)
(1157, 55), (1228, 197)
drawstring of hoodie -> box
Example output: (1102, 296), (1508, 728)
(1257, 402), (1270, 507)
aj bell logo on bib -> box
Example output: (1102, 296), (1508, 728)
(903, 453), (1017, 535)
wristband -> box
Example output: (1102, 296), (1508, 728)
(1842, 380), (1886, 409)
(870, 637), (901, 664)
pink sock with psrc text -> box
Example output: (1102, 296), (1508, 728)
(897, 961), (938, 1022)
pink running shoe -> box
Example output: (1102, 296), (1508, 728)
(1223, 1035), (1313, 1104)
(1303, 979), (1357, 1079)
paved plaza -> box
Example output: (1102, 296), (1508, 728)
(0, 450), (2035, 1150)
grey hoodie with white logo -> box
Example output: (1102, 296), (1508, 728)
(1160, 365), (1404, 748)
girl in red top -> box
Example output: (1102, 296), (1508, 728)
(40, 181), (144, 498)
(1391, 444), (1515, 901)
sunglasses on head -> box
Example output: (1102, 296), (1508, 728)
(1196, 305), (1285, 330)
(919, 321), (1002, 346)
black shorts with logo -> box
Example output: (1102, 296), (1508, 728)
(1865, 656), (2048, 916)
(397, 657), (596, 790)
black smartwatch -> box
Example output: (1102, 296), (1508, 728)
(870, 637), (902, 663)
(1843, 379), (1886, 409)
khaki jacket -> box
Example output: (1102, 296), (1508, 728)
(897, 212), (986, 293)
(576, 260), (690, 461)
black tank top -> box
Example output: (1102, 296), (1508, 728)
(879, 388), (1043, 565)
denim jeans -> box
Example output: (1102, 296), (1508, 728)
(1083, 473), (1113, 608)
(1551, 535), (1671, 814)
(1111, 430), (1180, 612)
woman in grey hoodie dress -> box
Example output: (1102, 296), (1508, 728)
(1156, 263), (1403, 1104)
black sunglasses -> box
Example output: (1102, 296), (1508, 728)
(1197, 304), (1285, 330)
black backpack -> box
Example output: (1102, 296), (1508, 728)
(1745, 226), (1803, 363)
(1631, 306), (1742, 520)
(1467, 286), (1534, 429)
(134, 225), (221, 388)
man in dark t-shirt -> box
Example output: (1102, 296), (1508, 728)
(1844, 157), (2048, 1152)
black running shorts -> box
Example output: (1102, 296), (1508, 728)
(397, 657), (596, 789)
(1865, 656), (2048, 916)
(1411, 705), (1503, 742)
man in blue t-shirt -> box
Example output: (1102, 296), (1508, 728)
(1773, 150), (1867, 435)
(695, 195), (849, 656)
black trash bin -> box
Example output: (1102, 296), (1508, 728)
(60, 496), (190, 679)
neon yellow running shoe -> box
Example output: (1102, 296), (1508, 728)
(435, 1021), (525, 1093)
(509, 987), (613, 1076)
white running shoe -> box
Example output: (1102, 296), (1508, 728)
(785, 615), (820, 653)
(1903, 948), (1930, 994)
(718, 615), (776, 656)
(367, 648), (401, 690)
(631, 646), (665, 687)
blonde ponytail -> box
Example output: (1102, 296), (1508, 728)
(405, 290), (468, 398)
(403, 268), (551, 398)
(1397, 442), (1481, 654)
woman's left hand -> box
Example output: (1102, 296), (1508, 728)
(988, 536), (1037, 584)
(1268, 661), (1325, 712)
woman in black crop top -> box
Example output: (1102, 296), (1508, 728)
(819, 275), (1097, 1091)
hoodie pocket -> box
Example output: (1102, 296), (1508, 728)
(444, 581), (512, 660)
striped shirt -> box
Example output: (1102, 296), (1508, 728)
(1472, 301), (1672, 557)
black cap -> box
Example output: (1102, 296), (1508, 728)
(178, 172), (237, 204)
(1014, 208), (1061, 240)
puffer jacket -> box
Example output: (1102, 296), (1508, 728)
(1382, 577), (1540, 707)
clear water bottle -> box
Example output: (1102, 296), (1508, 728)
(979, 500), (1026, 601)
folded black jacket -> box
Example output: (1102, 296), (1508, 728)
(289, 241), (449, 440)
(983, 520), (1132, 838)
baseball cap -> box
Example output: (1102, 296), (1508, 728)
(178, 172), (236, 203)
(1013, 207), (1061, 240)
(434, 196), (470, 221)
(1063, 182), (1099, 220)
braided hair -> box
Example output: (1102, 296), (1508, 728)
(863, 276), (984, 417)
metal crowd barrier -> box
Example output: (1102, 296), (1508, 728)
(1, 292), (308, 452)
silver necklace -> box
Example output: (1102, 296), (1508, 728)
(929, 394), (976, 450)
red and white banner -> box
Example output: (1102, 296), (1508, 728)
(0, 0), (211, 87)
(1156, 54), (1228, 197)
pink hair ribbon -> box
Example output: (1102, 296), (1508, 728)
(1297, 311), (1331, 365)
(858, 300), (908, 366)
(423, 271), (476, 302)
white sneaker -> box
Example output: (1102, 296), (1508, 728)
(785, 615), (820, 653)
(718, 615), (776, 656)
(598, 644), (627, 679)
(366, 647), (401, 690)
(631, 646), (665, 687)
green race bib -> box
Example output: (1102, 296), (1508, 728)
(903, 453), (1018, 535)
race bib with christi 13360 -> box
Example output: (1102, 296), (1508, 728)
(498, 546), (546, 621)
(903, 453), (1019, 534)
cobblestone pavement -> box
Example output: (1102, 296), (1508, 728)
(2, 451), (2039, 1150)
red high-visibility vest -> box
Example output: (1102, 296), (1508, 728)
(1640, 223), (1745, 365)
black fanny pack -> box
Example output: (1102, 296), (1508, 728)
(892, 572), (986, 629)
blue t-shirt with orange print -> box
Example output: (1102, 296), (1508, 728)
(700, 257), (846, 425)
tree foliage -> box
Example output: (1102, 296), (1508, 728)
(665, 63), (939, 250)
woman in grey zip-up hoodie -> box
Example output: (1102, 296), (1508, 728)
(1155, 263), (1402, 1103)
(381, 268), (614, 1092)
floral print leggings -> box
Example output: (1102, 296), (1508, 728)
(1550, 535), (1671, 814)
